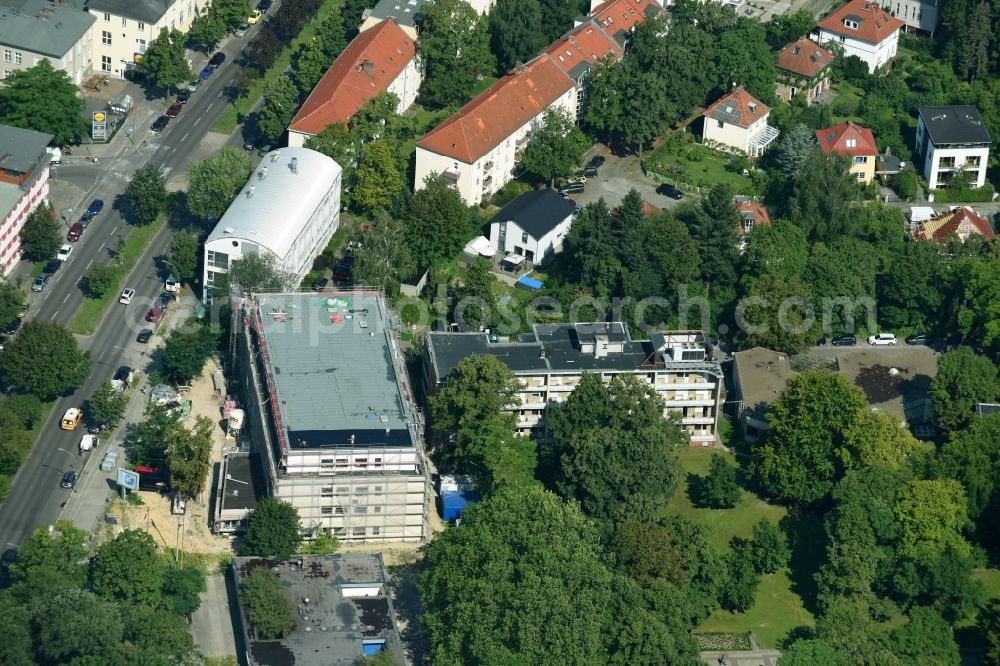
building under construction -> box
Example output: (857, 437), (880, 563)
(235, 290), (429, 544)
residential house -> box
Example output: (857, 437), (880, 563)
(0, 124), (52, 275)
(732, 347), (793, 441)
(701, 85), (779, 157)
(488, 189), (576, 265)
(543, 19), (622, 121)
(0, 0), (95, 84)
(775, 38), (833, 105)
(735, 196), (770, 242)
(585, 0), (663, 45)
(878, 0), (939, 34)
(425, 325), (724, 445)
(359, 0), (496, 39)
(414, 56), (576, 206)
(816, 121), (879, 183)
(287, 19), (419, 148)
(915, 105), (992, 190)
(812, 0), (904, 73)
(910, 206), (995, 243)
(87, 0), (204, 79)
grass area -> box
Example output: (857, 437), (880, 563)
(69, 207), (170, 335)
(644, 139), (753, 193)
(828, 82), (864, 124)
(210, 0), (343, 134)
(668, 447), (819, 648)
(0, 399), (57, 502)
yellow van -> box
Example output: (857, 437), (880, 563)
(60, 407), (83, 431)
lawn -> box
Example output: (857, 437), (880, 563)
(669, 446), (820, 648)
(828, 82), (864, 125)
(644, 140), (754, 193)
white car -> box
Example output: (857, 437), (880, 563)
(164, 275), (179, 293)
(868, 333), (897, 345)
(56, 244), (72, 261)
(119, 288), (135, 304)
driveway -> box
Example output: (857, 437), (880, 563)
(191, 572), (238, 659)
(569, 145), (692, 212)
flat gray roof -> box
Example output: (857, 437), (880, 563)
(233, 554), (404, 666)
(254, 292), (416, 450)
(85, 0), (176, 23)
(0, 123), (52, 173)
(363, 0), (433, 28)
(220, 454), (257, 512)
(919, 105), (992, 145)
(0, 0), (95, 57)
(732, 347), (794, 418)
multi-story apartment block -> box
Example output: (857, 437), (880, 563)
(0, 124), (52, 275)
(236, 291), (430, 544)
(424, 324), (723, 445)
(915, 105), (992, 190)
(0, 0), (95, 84)
(878, 0), (939, 34)
(87, 0), (204, 78)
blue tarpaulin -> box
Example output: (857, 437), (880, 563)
(440, 489), (481, 521)
(517, 275), (543, 290)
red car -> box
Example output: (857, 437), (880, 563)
(145, 306), (164, 322)
(67, 222), (83, 241)
(165, 102), (182, 118)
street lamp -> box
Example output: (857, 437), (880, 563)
(60, 207), (74, 227)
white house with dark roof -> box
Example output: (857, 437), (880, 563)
(487, 189), (576, 264)
(915, 106), (992, 190)
(86, 0), (203, 78)
(701, 86), (779, 157)
(0, 0), (95, 84)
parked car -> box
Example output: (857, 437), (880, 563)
(587, 155), (605, 169)
(234, 23), (250, 37)
(59, 471), (77, 489)
(187, 78), (202, 92)
(56, 244), (72, 261)
(151, 115), (169, 132)
(831, 335), (857, 346)
(209, 52), (226, 66)
(312, 276), (329, 291)
(164, 275), (179, 293)
(145, 306), (164, 322)
(119, 288), (135, 304)
(257, 143), (272, 156)
(257, 0), (272, 10)
(165, 102), (183, 118)
(905, 332), (931, 345)
(568, 175), (586, 185)
(137, 328), (153, 344)
(579, 166), (599, 178)
(67, 222), (83, 241)
(868, 333), (898, 345)
(176, 89), (191, 103)
(45, 260), (61, 274)
(80, 199), (103, 223)
(114, 366), (134, 384)
(247, 8), (262, 23)
(31, 273), (50, 292)
(560, 182), (585, 195)
(656, 183), (684, 200)
(199, 64), (216, 79)
(243, 135), (258, 151)
(4, 317), (22, 334)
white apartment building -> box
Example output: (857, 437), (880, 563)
(424, 324), (724, 445)
(915, 106), (992, 190)
(702, 86), (779, 157)
(202, 148), (341, 301)
(0, 0), (95, 84)
(879, 0), (938, 34)
(0, 125), (52, 275)
(87, 0), (204, 78)
(359, 0), (497, 40)
(236, 292), (430, 544)
(812, 0), (903, 73)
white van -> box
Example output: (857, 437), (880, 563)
(868, 333), (897, 345)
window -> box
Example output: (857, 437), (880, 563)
(103, 12), (110, 20)
(102, 31), (112, 45)
(335, 507), (344, 514)
(3, 50), (10, 63)
(206, 251), (229, 269)
(843, 18), (858, 29)
(138, 21), (145, 30)
(101, 56), (112, 71)
(716, 120), (724, 129)
(856, 172), (866, 180)
(321, 507), (333, 515)
(353, 527), (365, 536)
(321, 486), (333, 497)
(14, 52), (21, 65)
(355, 486), (368, 494)
(845, 138), (856, 148)
(336, 486), (349, 493)
(321, 457), (334, 464)
(854, 156), (867, 164)
(121, 17), (127, 26)
(374, 506), (382, 513)
(372, 527), (380, 536)
(136, 39), (147, 54)
(374, 485), (382, 491)
(521, 232), (529, 244)
(355, 506), (367, 514)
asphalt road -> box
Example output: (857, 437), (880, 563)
(0, 34), (254, 551)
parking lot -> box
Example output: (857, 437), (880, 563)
(568, 146), (692, 212)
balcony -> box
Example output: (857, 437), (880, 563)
(483, 174), (493, 186)
(483, 160), (494, 171)
(515, 132), (532, 148)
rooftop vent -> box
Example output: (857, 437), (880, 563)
(290, 157), (298, 173)
(270, 150), (280, 162)
(223, 227), (235, 234)
(246, 186), (255, 198)
(258, 166), (268, 180)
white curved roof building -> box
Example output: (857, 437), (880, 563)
(203, 147), (342, 299)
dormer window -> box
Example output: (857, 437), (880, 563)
(743, 219), (754, 232)
(748, 102), (757, 112)
(792, 46), (801, 55)
(843, 18), (859, 29)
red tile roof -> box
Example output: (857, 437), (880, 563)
(642, 201), (661, 216)
(590, 0), (664, 42)
(289, 20), (415, 136)
(816, 122), (878, 157)
(736, 199), (770, 237)
(703, 86), (770, 129)
(544, 20), (622, 76)
(816, 0), (903, 44)
(912, 207), (995, 243)
(416, 56), (574, 163)
(777, 38), (833, 77)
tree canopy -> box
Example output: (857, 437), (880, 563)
(125, 165), (168, 226)
(240, 497), (303, 560)
(0, 60), (86, 145)
(140, 28), (192, 90)
(20, 203), (62, 262)
(0, 322), (90, 400)
(187, 147), (254, 221)
(931, 346), (999, 431)
(417, 0), (495, 108)
(520, 108), (590, 186)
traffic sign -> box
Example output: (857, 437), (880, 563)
(117, 468), (139, 490)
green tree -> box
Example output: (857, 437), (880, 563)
(168, 230), (200, 282)
(455, 256), (495, 329)
(9, 520), (89, 593)
(240, 497), (302, 560)
(141, 28), (192, 90)
(699, 453), (741, 508)
(716, 20), (778, 105)
(161, 319), (218, 383)
(405, 177), (476, 268)
(520, 108), (591, 186)
(227, 251), (296, 294)
(775, 123), (817, 178)
(5, 394), (43, 429)
(889, 169), (918, 200)
(125, 165), (168, 226)
(350, 209), (415, 294)
(91, 529), (165, 607)
(890, 606), (961, 666)
(299, 532), (340, 555)
(87, 379), (130, 428)
(124, 604), (198, 661)
(20, 202), (62, 261)
(30, 588), (125, 663)
(352, 138), (404, 213)
(685, 182), (741, 295)
(750, 518), (791, 573)
(840, 408), (918, 471)
(953, 255), (1000, 354)
(751, 371), (868, 505)
(161, 563), (206, 615)
(876, 241), (944, 331)
(738, 271), (817, 353)
(893, 479), (970, 558)
(0, 60), (86, 145)
(165, 415), (214, 497)
(418, 0), (495, 108)
(85, 262), (120, 298)
(0, 321), (90, 399)
(584, 59), (668, 156)
(766, 10), (820, 48)
(188, 13), (228, 49)
(187, 147), (254, 221)
(537, 0), (580, 43)
(0, 594), (33, 665)
(980, 599), (1000, 666)
(125, 404), (176, 466)
(257, 75), (298, 142)
(788, 150), (863, 242)
(778, 639), (848, 666)
(210, 0), (253, 31)
(936, 413), (1000, 555)
(295, 10), (347, 92)
(720, 541), (760, 612)
(241, 568), (295, 639)
(419, 484), (698, 664)
(489, 0), (545, 73)
(931, 346), (999, 431)
(0, 281), (25, 332)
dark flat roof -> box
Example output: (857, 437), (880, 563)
(0, 124), (52, 173)
(86, 0), (176, 23)
(489, 189), (575, 241)
(221, 455), (258, 512)
(918, 106), (992, 145)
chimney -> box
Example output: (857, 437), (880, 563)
(359, 59), (374, 77)
(514, 61), (525, 74)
